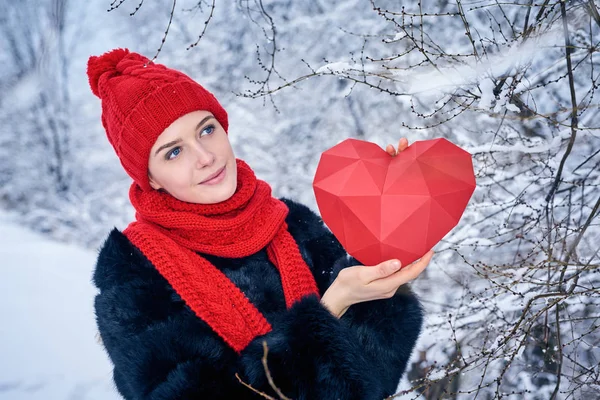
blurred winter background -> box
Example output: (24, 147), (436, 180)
(1, 0), (599, 399)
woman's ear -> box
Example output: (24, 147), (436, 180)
(148, 172), (162, 190)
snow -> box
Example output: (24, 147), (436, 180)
(316, 61), (353, 74)
(505, 103), (520, 112)
(387, 26), (563, 101)
(0, 212), (121, 400)
(478, 78), (496, 110)
(465, 134), (565, 154)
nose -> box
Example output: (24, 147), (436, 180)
(191, 142), (215, 168)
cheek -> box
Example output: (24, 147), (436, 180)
(156, 161), (196, 189)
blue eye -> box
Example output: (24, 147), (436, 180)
(166, 147), (181, 160)
(164, 124), (214, 161)
(201, 124), (215, 136)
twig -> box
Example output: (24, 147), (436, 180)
(545, 0), (579, 202)
(522, 0), (534, 38)
(150, 0), (176, 62)
(261, 341), (292, 400)
(584, 0), (600, 29)
(186, 0), (215, 49)
(234, 340), (290, 399)
(235, 373), (277, 400)
(457, 0), (478, 57)
(549, 303), (563, 399)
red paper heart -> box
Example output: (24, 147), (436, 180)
(313, 138), (476, 267)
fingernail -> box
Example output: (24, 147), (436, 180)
(391, 261), (401, 270)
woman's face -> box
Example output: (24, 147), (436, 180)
(148, 110), (237, 204)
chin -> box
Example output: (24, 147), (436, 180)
(220, 179), (238, 201)
(199, 181), (237, 204)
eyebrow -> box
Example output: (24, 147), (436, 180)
(154, 115), (215, 156)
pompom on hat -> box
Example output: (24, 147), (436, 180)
(87, 48), (228, 191)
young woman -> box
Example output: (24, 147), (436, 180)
(89, 48), (433, 400)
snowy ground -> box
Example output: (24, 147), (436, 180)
(0, 212), (122, 400)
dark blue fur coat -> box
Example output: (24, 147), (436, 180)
(93, 198), (424, 400)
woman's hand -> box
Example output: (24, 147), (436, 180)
(321, 251), (434, 318)
(385, 137), (409, 157)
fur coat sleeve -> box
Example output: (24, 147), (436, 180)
(93, 198), (423, 400)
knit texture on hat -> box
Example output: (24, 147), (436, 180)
(87, 48), (228, 191)
(123, 159), (320, 353)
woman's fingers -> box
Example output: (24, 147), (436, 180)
(386, 138), (409, 157)
(385, 144), (397, 157)
(369, 250), (434, 292)
(389, 250), (433, 284)
(402, 250), (433, 277)
(340, 249), (433, 305)
(398, 137), (409, 152)
(360, 259), (402, 284)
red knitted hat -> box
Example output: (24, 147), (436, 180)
(87, 48), (229, 191)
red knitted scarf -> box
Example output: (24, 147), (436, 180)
(123, 159), (319, 353)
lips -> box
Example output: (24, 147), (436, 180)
(200, 166), (226, 184)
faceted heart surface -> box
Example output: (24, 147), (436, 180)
(313, 138), (476, 267)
